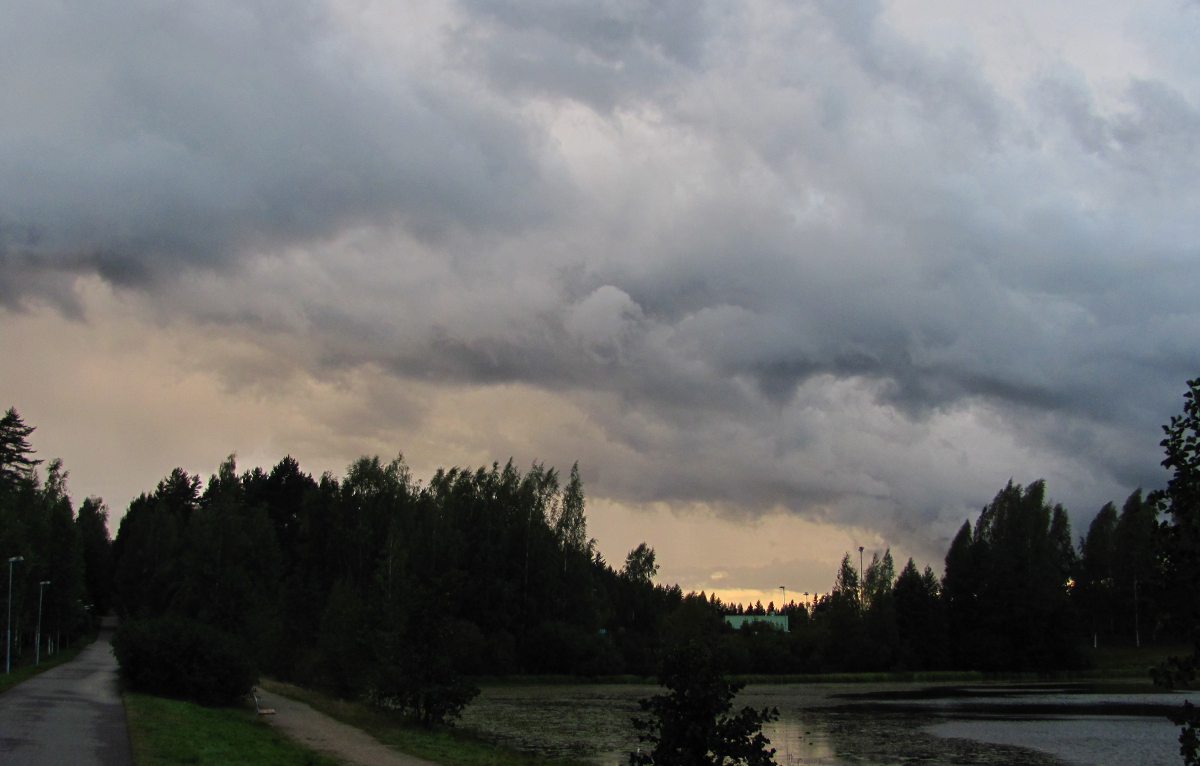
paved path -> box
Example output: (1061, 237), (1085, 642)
(256, 688), (440, 766)
(0, 616), (132, 766)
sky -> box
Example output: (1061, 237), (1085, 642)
(2, 0), (1199, 605)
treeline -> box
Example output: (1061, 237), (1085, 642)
(5, 375), (1200, 702)
(646, 479), (1079, 674)
(109, 454), (681, 710)
(689, 479), (1141, 675)
(0, 409), (113, 667)
(104, 457), (1151, 681)
(693, 376), (1200, 676)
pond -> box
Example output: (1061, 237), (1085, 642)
(458, 681), (1200, 766)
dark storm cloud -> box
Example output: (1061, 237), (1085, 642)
(0, 0), (562, 294)
(5, 0), (1200, 542)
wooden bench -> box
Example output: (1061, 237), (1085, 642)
(252, 688), (276, 716)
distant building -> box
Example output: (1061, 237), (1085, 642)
(724, 614), (789, 633)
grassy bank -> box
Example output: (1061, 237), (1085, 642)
(0, 632), (97, 695)
(124, 691), (341, 766)
(472, 667), (1159, 688)
(260, 678), (587, 766)
(1086, 641), (1190, 676)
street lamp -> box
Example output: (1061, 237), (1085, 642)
(7, 556), (24, 674)
(36, 581), (50, 665)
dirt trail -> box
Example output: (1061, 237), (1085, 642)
(255, 688), (440, 766)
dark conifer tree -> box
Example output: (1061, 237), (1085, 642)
(1145, 378), (1200, 764)
(1077, 502), (1118, 645)
(1113, 489), (1158, 644)
(893, 558), (945, 670)
(0, 407), (41, 489)
(77, 497), (114, 615)
(943, 482), (1083, 671)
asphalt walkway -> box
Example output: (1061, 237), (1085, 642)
(255, 688), (440, 766)
(0, 616), (132, 766)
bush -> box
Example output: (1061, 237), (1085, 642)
(371, 611), (480, 726)
(113, 616), (258, 706)
(630, 641), (778, 766)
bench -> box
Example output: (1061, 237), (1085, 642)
(252, 688), (276, 716)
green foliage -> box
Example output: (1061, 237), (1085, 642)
(109, 452), (681, 718)
(832, 554), (859, 609)
(1162, 377), (1200, 518)
(0, 426), (96, 665)
(260, 678), (589, 766)
(1152, 377), (1200, 765)
(0, 407), (42, 489)
(113, 616), (258, 706)
(892, 559), (945, 671)
(555, 462), (589, 554)
(373, 596), (481, 726)
(630, 641), (778, 766)
(77, 497), (114, 614)
(624, 543), (659, 584)
(941, 480), (1086, 671)
(1077, 501), (1118, 640)
(862, 551), (894, 612)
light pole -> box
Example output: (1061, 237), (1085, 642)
(35, 581), (50, 665)
(7, 556), (24, 674)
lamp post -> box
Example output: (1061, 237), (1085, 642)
(7, 556), (24, 674)
(36, 581), (50, 665)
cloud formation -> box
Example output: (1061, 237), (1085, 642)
(3, 0), (1200, 555)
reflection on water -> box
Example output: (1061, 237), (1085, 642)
(758, 715), (836, 766)
(927, 716), (1182, 766)
(459, 681), (1197, 766)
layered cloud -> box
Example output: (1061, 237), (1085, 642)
(3, 0), (1199, 556)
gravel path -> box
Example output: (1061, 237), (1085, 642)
(0, 616), (132, 766)
(255, 688), (441, 766)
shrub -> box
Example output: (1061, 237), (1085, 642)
(630, 641), (778, 766)
(112, 616), (258, 706)
(372, 615), (480, 726)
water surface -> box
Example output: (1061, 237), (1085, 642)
(459, 681), (1199, 766)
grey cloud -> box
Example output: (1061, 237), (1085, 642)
(456, 0), (709, 109)
(0, 0), (563, 296)
(6, 0), (1200, 545)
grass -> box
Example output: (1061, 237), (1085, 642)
(124, 691), (343, 766)
(0, 632), (98, 695)
(473, 667), (1159, 688)
(259, 678), (588, 766)
(1086, 640), (1191, 674)
(474, 643), (1200, 688)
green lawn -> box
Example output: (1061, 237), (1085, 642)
(260, 679), (587, 766)
(1085, 641), (1192, 676)
(0, 633), (97, 695)
(124, 692), (342, 766)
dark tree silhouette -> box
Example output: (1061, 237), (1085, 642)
(1150, 378), (1200, 765)
(630, 641), (778, 766)
(0, 408), (42, 488)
